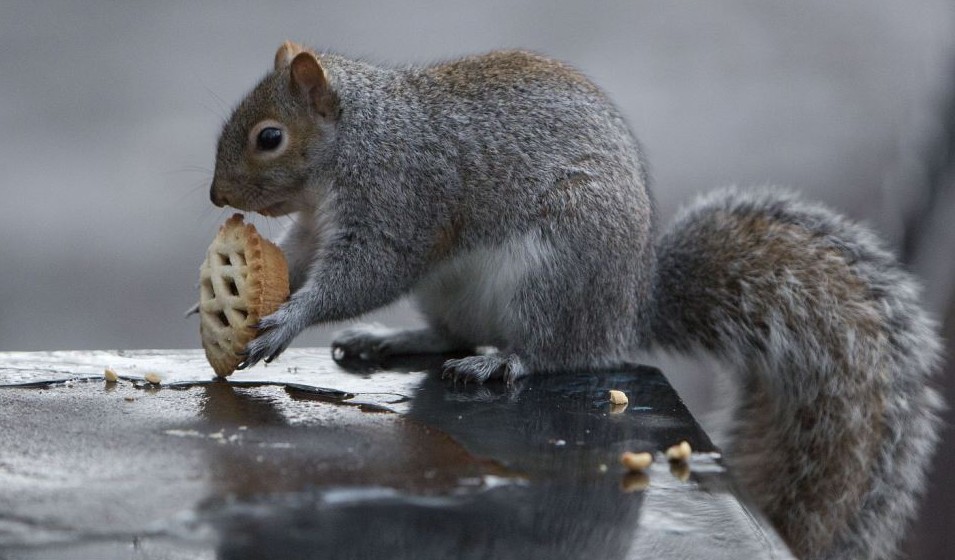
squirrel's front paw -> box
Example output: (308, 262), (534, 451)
(239, 306), (304, 369)
(442, 353), (527, 385)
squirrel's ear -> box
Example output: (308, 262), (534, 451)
(290, 51), (337, 118)
(274, 40), (307, 71)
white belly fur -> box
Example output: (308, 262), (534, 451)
(413, 230), (552, 347)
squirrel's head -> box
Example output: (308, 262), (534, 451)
(210, 41), (339, 216)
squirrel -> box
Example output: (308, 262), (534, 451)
(206, 41), (943, 559)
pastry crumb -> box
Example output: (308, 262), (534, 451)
(608, 389), (628, 405)
(666, 440), (692, 463)
(620, 451), (653, 472)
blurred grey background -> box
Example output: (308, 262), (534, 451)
(1, 1), (953, 556)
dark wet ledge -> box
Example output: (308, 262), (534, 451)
(0, 349), (794, 559)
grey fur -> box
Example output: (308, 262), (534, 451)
(652, 187), (943, 559)
(210, 47), (943, 559)
(214, 49), (653, 374)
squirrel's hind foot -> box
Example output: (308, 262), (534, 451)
(441, 353), (527, 385)
(332, 325), (463, 361)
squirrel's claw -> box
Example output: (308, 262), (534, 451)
(184, 302), (200, 318)
(241, 306), (302, 368)
(441, 353), (528, 385)
(241, 339), (272, 369)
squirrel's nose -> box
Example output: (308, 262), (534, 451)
(210, 183), (226, 207)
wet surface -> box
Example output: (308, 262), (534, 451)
(0, 350), (793, 559)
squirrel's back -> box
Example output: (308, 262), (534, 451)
(294, 50), (655, 259)
(409, 50), (653, 245)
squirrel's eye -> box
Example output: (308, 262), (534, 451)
(248, 120), (288, 160)
(256, 127), (283, 151)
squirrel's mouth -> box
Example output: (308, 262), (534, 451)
(257, 201), (295, 217)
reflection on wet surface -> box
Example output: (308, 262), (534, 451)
(0, 350), (793, 559)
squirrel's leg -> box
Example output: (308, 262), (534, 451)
(331, 324), (467, 360)
(243, 230), (426, 368)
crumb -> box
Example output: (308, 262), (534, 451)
(104, 368), (119, 383)
(620, 451), (653, 471)
(144, 372), (162, 385)
(666, 441), (692, 463)
(608, 389), (628, 405)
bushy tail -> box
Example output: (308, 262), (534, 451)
(649, 187), (943, 559)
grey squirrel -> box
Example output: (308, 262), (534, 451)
(207, 41), (942, 559)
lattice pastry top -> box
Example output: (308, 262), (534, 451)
(199, 214), (289, 376)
